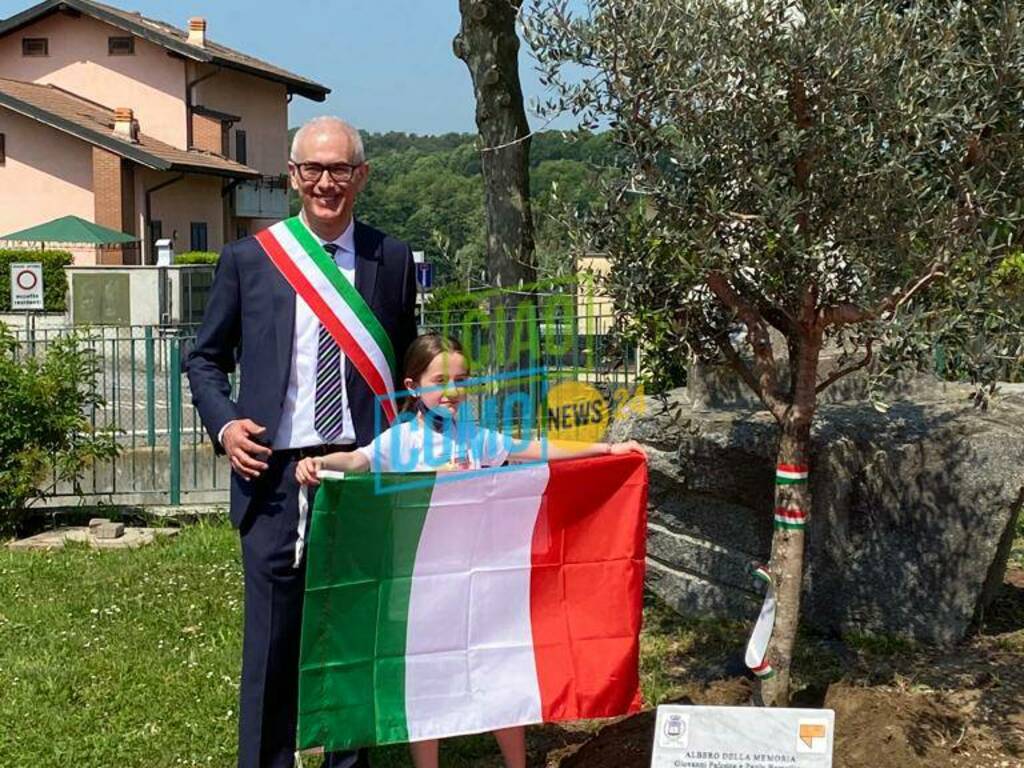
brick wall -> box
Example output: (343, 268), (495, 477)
(192, 112), (225, 155)
(92, 147), (136, 265)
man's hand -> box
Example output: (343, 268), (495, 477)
(221, 419), (272, 479)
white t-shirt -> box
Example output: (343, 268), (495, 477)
(356, 413), (513, 473)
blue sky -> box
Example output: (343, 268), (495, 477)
(0, 0), (575, 134)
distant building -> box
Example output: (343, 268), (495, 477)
(0, 0), (328, 264)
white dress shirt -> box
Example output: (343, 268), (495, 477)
(217, 218), (358, 450)
(356, 417), (511, 472)
(273, 218), (358, 449)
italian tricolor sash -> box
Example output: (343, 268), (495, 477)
(297, 454), (648, 751)
(255, 217), (398, 424)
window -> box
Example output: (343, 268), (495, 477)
(22, 37), (48, 56)
(190, 222), (208, 252)
(108, 36), (134, 55)
(0, 134), (5, 166)
(150, 219), (162, 244)
(235, 130), (247, 165)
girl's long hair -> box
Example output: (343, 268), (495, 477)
(400, 333), (466, 412)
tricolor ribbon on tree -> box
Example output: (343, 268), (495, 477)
(775, 463), (809, 485)
(255, 216), (399, 424)
(744, 564), (776, 679)
(773, 506), (807, 530)
(746, 463), (811, 679)
(297, 454), (648, 751)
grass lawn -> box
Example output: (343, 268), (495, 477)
(5, 516), (1020, 767)
(0, 521), (725, 768)
(0, 523), (242, 767)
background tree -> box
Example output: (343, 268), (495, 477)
(454, 0), (537, 290)
(289, 129), (613, 288)
(525, 0), (1024, 704)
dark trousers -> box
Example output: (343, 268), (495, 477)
(237, 453), (368, 768)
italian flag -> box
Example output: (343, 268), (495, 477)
(298, 454), (648, 751)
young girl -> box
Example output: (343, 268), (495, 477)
(296, 333), (645, 768)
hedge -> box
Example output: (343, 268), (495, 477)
(0, 250), (73, 312)
(174, 251), (220, 265)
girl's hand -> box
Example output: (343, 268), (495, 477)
(295, 456), (324, 486)
(609, 440), (647, 458)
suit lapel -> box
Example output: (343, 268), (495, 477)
(353, 220), (380, 307)
(270, 258), (296, 385)
(347, 220), (381, 391)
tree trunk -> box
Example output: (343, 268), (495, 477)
(759, 425), (811, 706)
(759, 332), (820, 707)
(454, 0), (536, 291)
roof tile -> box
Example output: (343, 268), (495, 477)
(0, 77), (261, 177)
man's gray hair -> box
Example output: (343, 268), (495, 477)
(290, 116), (366, 164)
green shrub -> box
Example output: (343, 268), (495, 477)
(174, 251), (219, 265)
(0, 250), (72, 312)
(0, 324), (118, 534)
(995, 252), (1024, 297)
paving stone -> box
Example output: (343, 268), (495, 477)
(93, 521), (125, 540)
(7, 526), (179, 552)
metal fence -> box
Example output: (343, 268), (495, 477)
(7, 302), (640, 506)
(9, 324), (228, 506)
(7, 308), (1021, 507)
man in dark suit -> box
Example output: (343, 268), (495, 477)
(186, 116), (417, 768)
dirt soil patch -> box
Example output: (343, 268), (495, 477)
(536, 571), (1024, 768)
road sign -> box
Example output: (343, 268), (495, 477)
(416, 262), (433, 290)
(10, 262), (44, 311)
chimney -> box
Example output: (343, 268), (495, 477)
(188, 16), (206, 47)
(113, 107), (139, 143)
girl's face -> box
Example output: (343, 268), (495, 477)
(406, 351), (470, 416)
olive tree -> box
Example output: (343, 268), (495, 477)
(525, 0), (1023, 704)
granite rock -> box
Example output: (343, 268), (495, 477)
(610, 385), (1024, 644)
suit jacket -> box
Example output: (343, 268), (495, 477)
(185, 219), (418, 526)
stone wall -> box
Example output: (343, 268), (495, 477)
(609, 386), (1024, 645)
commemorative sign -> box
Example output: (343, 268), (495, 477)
(652, 705), (834, 768)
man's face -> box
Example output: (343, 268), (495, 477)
(288, 127), (369, 227)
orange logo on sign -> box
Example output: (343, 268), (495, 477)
(799, 723), (827, 748)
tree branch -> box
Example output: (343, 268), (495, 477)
(822, 302), (872, 326)
(729, 271), (798, 336)
(714, 331), (787, 420)
(816, 339), (874, 394)
(798, 282), (819, 328)
(822, 262), (948, 328)
(714, 332), (761, 395)
(889, 266), (946, 314)
(706, 271), (786, 416)
(762, 306), (797, 337)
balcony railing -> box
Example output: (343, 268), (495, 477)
(233, 175), (289, 219)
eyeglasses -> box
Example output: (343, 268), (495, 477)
(290, 161), (362, 184)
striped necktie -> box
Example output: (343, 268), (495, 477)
(314, 243), (345, 442)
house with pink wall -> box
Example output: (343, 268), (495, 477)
(0, 0), (328, 265)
